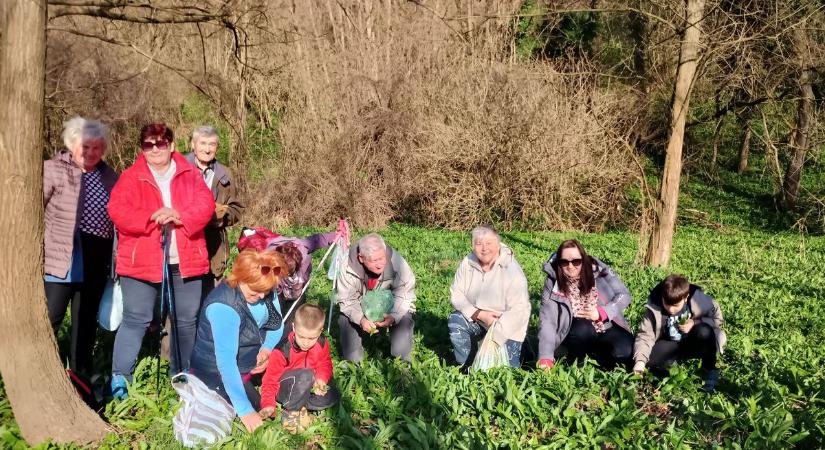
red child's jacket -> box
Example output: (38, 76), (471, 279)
(260, 332), (333, 409)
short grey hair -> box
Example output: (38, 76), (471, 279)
(358, 233), (387, 259)
(61, 116), (108, 150)
(83, 120), (108, 148)
(471, 225), (500, 244)
(191, 126), (219, 142)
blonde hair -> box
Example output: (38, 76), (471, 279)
(294, 304), (325, 331)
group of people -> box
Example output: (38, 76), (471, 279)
(43, 117), (726, 435)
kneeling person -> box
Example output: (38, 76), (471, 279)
(259, 304), (339, 432)
(633, 274), (726, 392)
(336, 233), (416, 362)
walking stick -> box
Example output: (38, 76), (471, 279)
(157, 224), (182, 398)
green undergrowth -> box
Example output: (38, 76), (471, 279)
(2, 223), (824, 448)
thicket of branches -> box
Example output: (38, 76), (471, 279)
(42, 0), (825, 231)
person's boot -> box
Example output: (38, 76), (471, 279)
(700, 368), (721, 393)
(298, 407), (312, 431)
(281, 409), (301, 434)
(111, 374), (129, 400)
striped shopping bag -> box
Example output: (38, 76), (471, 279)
(172, 373), (236, 447)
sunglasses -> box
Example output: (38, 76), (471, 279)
(260, 265), (274, 276)
(141, 140), (170, 151)
(557, 258), (583, 268)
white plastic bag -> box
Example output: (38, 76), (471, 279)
(172, 373), (235, 448)
(471, 323), (510, 372)
(98, 276), (123, 331)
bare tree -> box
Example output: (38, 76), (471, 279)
(645, 0), (706, 267)
(778, 23), (816, 211)
(0, 0), (110, 445)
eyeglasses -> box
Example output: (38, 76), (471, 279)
(557, 258), (583, 268)
(141, 140), (170, 151)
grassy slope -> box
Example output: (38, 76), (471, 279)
(2, 164), (825, 448)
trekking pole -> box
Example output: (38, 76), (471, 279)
(156, 225), (168, 399)
(162, 224), (183, 375)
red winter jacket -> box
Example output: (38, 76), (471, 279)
(108, 152), (215, 282)
(260, 332), (334, 409)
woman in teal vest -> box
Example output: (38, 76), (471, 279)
(189, 249), (288, 433)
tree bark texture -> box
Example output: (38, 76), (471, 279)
(778, 26), (815, 211)
(0, 0), (109, 445)
(737, 120), (752, 174)
(645, 0), (705, 267)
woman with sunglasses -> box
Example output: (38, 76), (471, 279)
(189, 249), (288, 433)
(537, 239), (633, 370)
(107, 123), (215, 398)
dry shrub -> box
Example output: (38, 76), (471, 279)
(247, 0), (636, 231)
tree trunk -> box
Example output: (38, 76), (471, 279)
(645, 0), (705, 267)
(778, 26), (814, 211)
(0, 0), (109, 445)
(736, 118), (752, 174)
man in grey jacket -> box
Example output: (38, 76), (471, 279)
(335, 233), (416, 362)
(448, 226), (530, 368)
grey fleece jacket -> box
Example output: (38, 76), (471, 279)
(450, 244), (531, 345)
(538, 255), (632, 361)
(335, 238), (416, 324)
(634, 283), (726, 367)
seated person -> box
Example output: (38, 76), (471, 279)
(448, 226), (530, 368)
(259, 304), (340, 433)
(633, 274), (726, 393)
(335, 233), (416, 362)
(538, 239), (634, 370)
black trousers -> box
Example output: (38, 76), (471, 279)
(562, 318), (634, 370)
(277, 368), (340, 412)
(647, 322), (717, 373)
(45, 232), (113, 377)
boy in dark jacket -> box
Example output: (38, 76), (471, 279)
(633, 274), (726, 392)
(259, 304), (339, 432)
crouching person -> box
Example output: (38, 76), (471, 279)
(633, 274), (726, 392)
(336, 233), (416, 362)
(259, 304), (340, 433)
(448, 226), (530, 369)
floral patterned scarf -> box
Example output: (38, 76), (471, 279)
(565, 275), (605, 333)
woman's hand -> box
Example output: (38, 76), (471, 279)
(575, 306), (600, 321)
(150, 207), (182, 225)
(240, 412), (263, 432)
(250, 348), (271, 375)
(677, 318), (694, 334)
(473, 310), (501, 327)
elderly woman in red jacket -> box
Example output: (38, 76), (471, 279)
(107, 123), (214, 399)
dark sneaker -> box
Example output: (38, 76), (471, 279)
(701, 369), (720, 393)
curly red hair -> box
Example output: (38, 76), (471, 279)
(226, 250), (287, 293)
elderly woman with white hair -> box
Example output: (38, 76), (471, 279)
(335, 233), (416, 362)
(43, 116), (118, 377)
(448, 226), (531, 368)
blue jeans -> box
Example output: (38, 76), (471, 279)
(112, 264), (202, 378)
(448, 311), (522, 368)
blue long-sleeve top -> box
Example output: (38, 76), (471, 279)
(205, 299), (283, 416)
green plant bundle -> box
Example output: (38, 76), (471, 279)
(361, 289), (394, 322)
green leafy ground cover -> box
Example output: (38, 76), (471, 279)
(2, 222), (824, 449)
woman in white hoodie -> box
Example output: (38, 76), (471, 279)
(448, 226), (531, 368)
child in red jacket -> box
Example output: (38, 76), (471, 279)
(259, 304), (339, 432)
